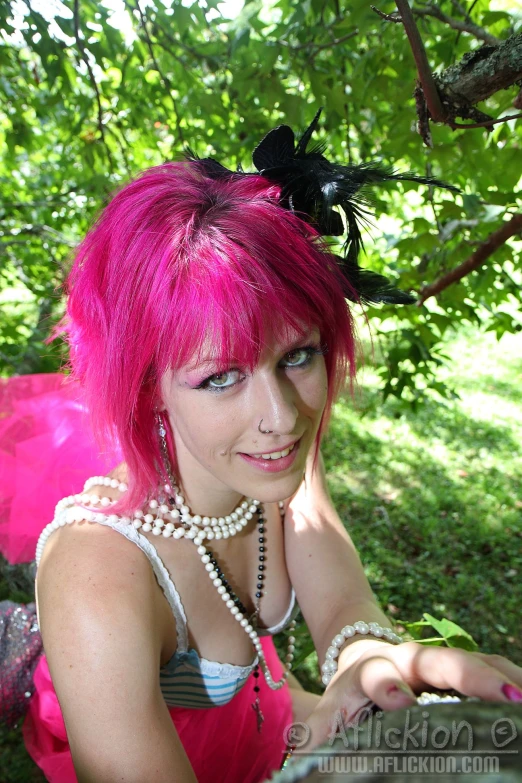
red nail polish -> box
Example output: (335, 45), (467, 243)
(501, 684), (522, 702)
(388, 683), (414, 699)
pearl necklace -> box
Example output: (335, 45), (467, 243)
(35, 477), (297, 700)
(80, 476), (261, 544)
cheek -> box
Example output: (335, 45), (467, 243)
(300, 363), (328, 416)
(168, 394), (240, 458)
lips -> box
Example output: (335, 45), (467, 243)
(239, 439), (301, 473)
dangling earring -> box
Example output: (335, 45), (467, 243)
(155, 412), (176, 492)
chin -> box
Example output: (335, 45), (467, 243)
(244, 472), (305, 504)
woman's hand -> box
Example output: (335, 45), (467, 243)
(303, 638), (522, 749)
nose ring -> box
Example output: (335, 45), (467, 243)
(258, 419), (273, 434)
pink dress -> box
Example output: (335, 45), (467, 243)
(23, 639), (291, 783)
(0, 374), (293, 782)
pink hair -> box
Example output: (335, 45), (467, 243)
(56, 162), (357, 511)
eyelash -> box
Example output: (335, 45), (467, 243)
(195, 345), (327, 394)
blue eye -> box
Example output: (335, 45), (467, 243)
(196, 369), (245, 393)
(281, 346), (326, 369)
(208, 370), (241, 389)
(195, 345), (326, 394)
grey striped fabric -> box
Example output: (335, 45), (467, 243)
(159, 647), (256, 708)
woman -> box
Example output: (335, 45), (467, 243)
(6, 116), (522, 783)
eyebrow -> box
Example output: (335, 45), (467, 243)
(185, 355), (227, 373)
(185, 330), (320, 373)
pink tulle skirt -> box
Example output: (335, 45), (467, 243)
(0, 373), (120, 564)
(1, 374), (292, 781)
(23, 640), (291, 783)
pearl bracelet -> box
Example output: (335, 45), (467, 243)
(321, 620), (403, 686)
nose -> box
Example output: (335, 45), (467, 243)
(252, 371), (298, 437)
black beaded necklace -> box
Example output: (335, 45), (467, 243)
(202, 507), (267, 732)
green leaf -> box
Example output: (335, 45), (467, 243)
(422, 613), (479, 652)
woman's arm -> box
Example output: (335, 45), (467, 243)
(284, 449), (522, 746)
(37, 524), (197, 783)
(284, 450), (391, 666)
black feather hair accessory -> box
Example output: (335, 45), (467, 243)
(193, 109), (459, 305)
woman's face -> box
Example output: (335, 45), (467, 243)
(160, 326), (328, 511)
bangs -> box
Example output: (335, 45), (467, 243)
(156, 195), (348, 378)
(158, 248), (324, 377)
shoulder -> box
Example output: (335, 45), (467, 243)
(36, 475), (169, 668)
(37, 463), (167, 635)
(40, 467), (139, 585)
(36, 521), (172, 745)
(37, 518), (165, 648)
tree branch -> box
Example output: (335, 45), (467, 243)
(131, 0), (184, 145)
(371, 6), (402, 23)
(394, 0), (448, 123)
(451, 111), (522, 129)
(152, 22), (220, 64)
(289, 28), (358, 52)
(418, 213), (522, 304)
(73, 0), (114, 172)
(412, 4), (501, 47)
(378, 4), (522, 140)
(434, 33), (522, 111)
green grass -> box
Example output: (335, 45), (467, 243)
(1, 326), (521, 781)
(325, 326), (522, 662)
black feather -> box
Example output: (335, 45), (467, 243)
(251, 109), (458, 305)
(252, 124), (296, 170)
(336, 255), (416, 305)
(185, 147), (239, 181)
(186, 114), (457, 306)
(252, 112), (458, 241)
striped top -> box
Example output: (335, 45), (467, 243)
(40, 494), (298, 710)
(159, 596), (298, 709)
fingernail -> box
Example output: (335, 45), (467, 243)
(501, 684), (522, 702)
(388, 682), (415, 700)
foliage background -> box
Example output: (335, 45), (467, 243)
(0, 1), (521, 779)
(1, 0), (521, 399)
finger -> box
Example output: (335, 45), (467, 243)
(305, 696), (374, 751)
(356, 654), (417, 711)
(395, 643), (522, 703)
(472, 652), (522, 695)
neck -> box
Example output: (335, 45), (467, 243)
(176, 480), (245, 519)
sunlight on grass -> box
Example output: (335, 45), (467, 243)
(322, 326), (522, 663)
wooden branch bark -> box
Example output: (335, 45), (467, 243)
(73, 0), (114, 172)
(395, 0), (447, 123)
(434, 32), (522, 115)
(380, 5), (522, 139)
(451, 111), (522, 129)
(418, 213), (522, 304)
